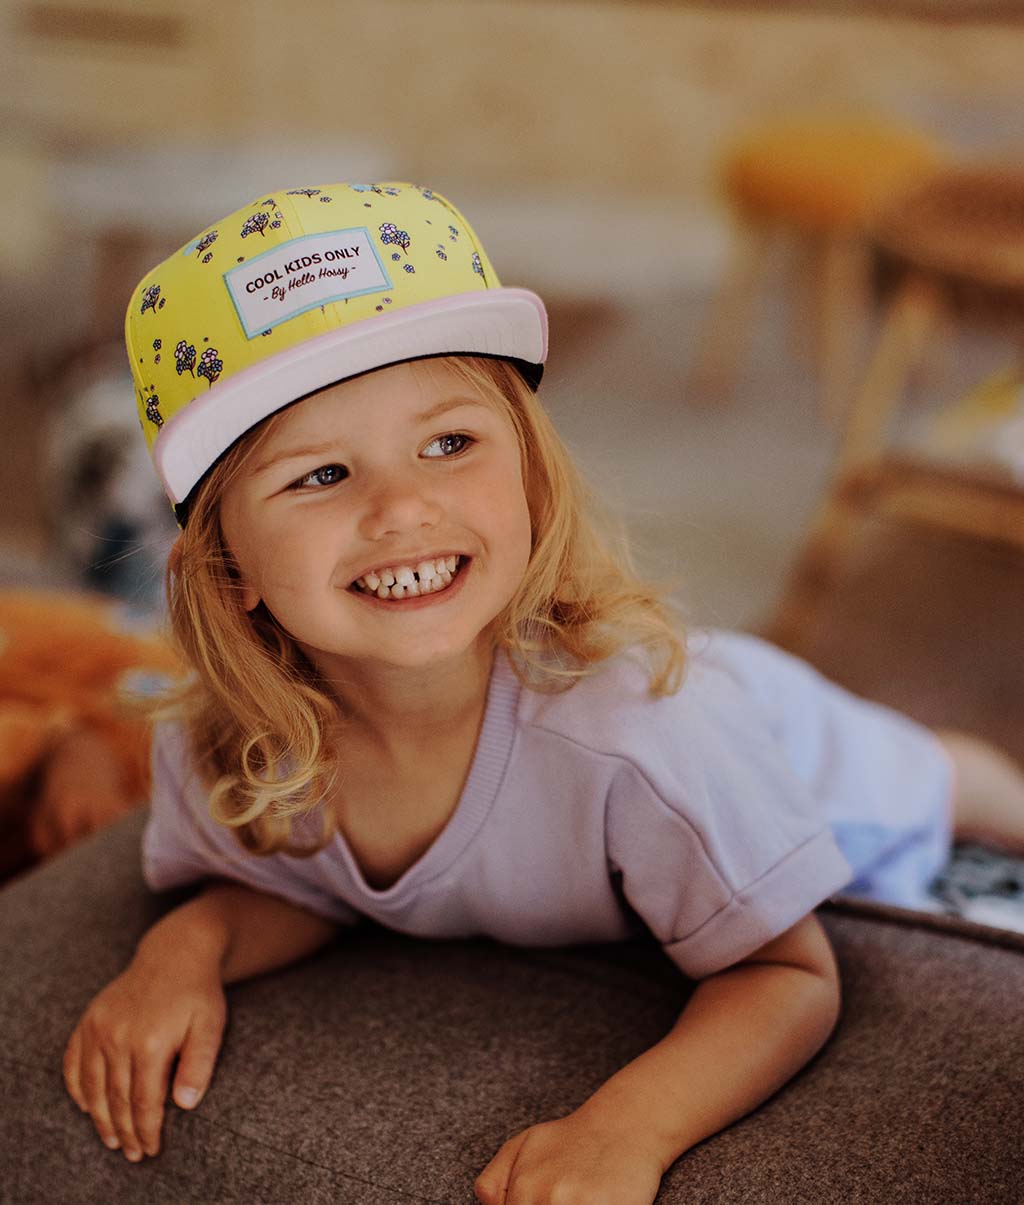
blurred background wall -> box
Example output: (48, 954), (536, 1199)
(1, 0), (1022, 646)
(4, 3), (1023, 296)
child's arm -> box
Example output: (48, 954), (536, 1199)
(474, 912), (840, 1205)
(63, 881), (338, 1164)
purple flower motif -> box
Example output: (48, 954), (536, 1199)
(158, 297), (166, 308)
(403, 264), (415, 274)
(379, 222), (410, 253)
(241, 212), (270, 238)
(140, 285), (161, 316)
(145, 394), (163, 428)
(435, 245), (447, 261)
(286, 188), (321, 197)
(319, 195), (333, 203)
(195, 231), (218, 256)
(175, 340), (197, 376)
(202, 252), (213, 264)
(472, 252), (484, 278)
(152, 338), (162, 350)
(197, 347), (223, 387)
(154, 354), (161, 364)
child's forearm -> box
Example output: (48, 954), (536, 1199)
(577, 960), (841, 1169)
(133, 881), (339, 985)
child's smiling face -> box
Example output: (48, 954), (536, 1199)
(218, 359), (533, 677)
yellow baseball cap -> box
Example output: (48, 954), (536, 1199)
(124, 182), (548, 518)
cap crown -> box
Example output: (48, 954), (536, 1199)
(125, 182), (501, 461)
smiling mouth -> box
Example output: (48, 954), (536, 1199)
(350, 555), (467, 600)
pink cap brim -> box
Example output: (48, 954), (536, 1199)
(153, 288), (548, 505)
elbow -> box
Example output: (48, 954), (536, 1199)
(802, 960), (843, 1054)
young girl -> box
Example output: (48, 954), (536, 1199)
(63, 182), (1024, 1202)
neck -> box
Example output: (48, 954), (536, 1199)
(309, 638), (496, 759)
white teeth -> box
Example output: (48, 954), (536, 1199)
(352, 555), (464, 599)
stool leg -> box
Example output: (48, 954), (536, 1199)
(766, 275), (943, 651)
(817, 233), (871, 427)
(784, 230), (820, 371)
(835, 274), (944, 471)
(686, 220), (770, 404)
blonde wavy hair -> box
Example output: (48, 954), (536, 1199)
(166, 355), (688, 855)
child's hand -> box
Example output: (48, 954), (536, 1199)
(473, 1107), (666, 1205)
(62, 958), (227, 1162)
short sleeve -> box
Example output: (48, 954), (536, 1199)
(143, 720), (360, 927)
(605, 655), (853, 979)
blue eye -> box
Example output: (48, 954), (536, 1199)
(294, 464), (347, 489)
(423, 432), (473, 458)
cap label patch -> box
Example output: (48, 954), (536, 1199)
(224, 228), (391, 337)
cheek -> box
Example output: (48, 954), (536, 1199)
(493, 471), (533, 575)
(222, 506), (304, 609)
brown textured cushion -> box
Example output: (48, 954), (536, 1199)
(1, 811), (1021, 1202)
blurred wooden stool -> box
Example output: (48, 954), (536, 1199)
(768, 166), (1024, 651)
(689, 119), (945, 421)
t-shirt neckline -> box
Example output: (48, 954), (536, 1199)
(328, 646), (523, 903)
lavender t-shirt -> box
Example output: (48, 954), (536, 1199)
(143, 629), (953, 979)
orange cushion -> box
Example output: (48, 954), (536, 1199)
(723, 120), (946, 231)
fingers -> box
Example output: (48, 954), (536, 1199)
(78, 1045), (121, 1153)
(63, 969), (227, 1165)
(474, 1131), (526, 1203)
(106, 1051), (145, 1161)
(171, 1007), (225, 1111)
(64, 1023), (173, 1161)
(131, 1046), (172, 1158)
(62, 1028), (87, 1113)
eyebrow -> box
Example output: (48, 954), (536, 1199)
(251, 396), (490, 476)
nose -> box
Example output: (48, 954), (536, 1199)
(356, 472), (444, 541)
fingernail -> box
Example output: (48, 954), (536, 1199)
(104, 1136), (120, 1150)
(176, 1087), (200, 1108)
(125, 1148), (142, 1163)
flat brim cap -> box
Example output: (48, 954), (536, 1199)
(124, 182), (548, 508)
